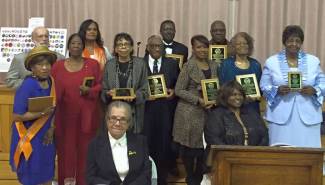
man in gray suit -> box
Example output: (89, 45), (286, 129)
(5, 26), (64, 89)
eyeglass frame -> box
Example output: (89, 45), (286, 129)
(108, 116), (130, 125)
(116, 42), (131, 48)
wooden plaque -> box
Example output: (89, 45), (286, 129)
(165, 54), (184, 69)
(112, 88), (135, 100)
(147, 74), (168, 99)
(28, 96), (54, 112)
(235, 73), (261, 98)
(82, 76), (95, 88)
(209, 45), (227, 61)
(288, 72), (302, 90)
(201, 78), (219, 105)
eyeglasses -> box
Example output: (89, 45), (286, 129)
(116, 42), (131, 48)
(109, 116), (129, 125)
(235, 42), (248, 46)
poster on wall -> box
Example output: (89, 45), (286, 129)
(0, 27), (67, 72)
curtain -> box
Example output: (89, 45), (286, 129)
(0, 0), (324, 82)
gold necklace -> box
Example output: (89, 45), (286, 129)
(39, 81), (49, 89)
(235, 59), (250, 69)
(65, 58), (84, 72)
(234, 112), (249, 146)
(287, 60), (297, 68)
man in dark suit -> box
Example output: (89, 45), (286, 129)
(86, 101), (152, 185)
(160, 20), (188, 64)
(143, 35), (179, 185)
(209, 20), (234, 57)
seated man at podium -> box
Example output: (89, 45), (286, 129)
(204, 80), (268, 146)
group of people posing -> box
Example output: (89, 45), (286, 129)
(6, 18), (325, 185)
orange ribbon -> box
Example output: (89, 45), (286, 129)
(13, 76), (56, 168)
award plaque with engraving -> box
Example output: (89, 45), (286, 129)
(112, 88), (136, 100)
(235, 74), (261, 98)
(82, 76), (95, 88)
(165, 54), (184, 69)
(209, 45), (227, 62)
(288, 72), (302, 90)
(148, 74), (168, 99)
(201, 78), (219, 105)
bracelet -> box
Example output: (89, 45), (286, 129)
(40, 112), (45, 116)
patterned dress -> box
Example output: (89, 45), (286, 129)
(173, 58), (218, 148)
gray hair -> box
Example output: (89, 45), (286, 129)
(147, 35), (162, 44)
(31, 26), (49, 40)
(105, 101), (133, 128)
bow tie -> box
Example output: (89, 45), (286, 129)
(164, 44), (173, 49)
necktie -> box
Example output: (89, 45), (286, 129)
(153, 59), (159, 74)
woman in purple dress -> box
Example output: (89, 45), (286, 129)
(9, 46), (57, 185)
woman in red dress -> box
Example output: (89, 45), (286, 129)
(51, 33), (102, 185)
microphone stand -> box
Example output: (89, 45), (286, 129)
(136, 42), (141, 57)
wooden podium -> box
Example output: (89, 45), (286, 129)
(0, 86), (15, 153)
(209, 145), (324, 185)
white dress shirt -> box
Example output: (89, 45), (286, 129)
(108, 132), (129, 181)
(163, 40), (173, 54)
(148, 55), (162, 73)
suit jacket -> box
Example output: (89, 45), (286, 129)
(144, 40), (188, 65)
(6, 51), (65, 89)
(143, 56), (179, 158)
(86, 131), (151, 185)
(101, 57), (148, 133)
(165, 41), (188, 63)
(144, 56), (179, 89)
(260, 50), (325, 124)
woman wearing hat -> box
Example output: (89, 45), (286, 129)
(9, 45), (57, 185)
(52, 33), (102, 185)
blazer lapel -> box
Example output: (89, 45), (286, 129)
(209, 60), (218, 78)
(188, 59), (206, 83)
(144, 56), (153, 76)
(100, 134), (120, 178)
